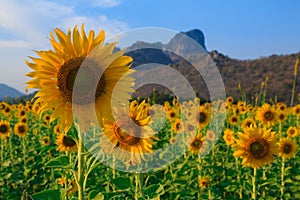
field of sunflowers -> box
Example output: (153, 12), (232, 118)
(0, 24), (300, 200)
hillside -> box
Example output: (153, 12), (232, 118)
(0, 83), (24, 100)
(125, 29), (300, 104)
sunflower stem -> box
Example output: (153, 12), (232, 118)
(252, 168), (257, 200)
(77, 132), (85, 200)
(235, 157), (242, 198)
(262, 168), (267, 197)
(134, 172), (144, 200)
(280, 159), (285, 199)
(197, 154), (202, 199)
(1, 139), (3, 165)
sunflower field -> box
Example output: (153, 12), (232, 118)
(0, 24), (300, 200)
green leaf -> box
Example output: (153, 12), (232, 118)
(102, 192), (125, 199)
(144, 183), (165, 198)
(40, 145), (55, 154)
(44, 155), (71, 168)
(89, 190), (102, 200)
(111, 177), (131, 190)
(31, 189), (60, 200)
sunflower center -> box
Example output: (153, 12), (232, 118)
(57, 57), (106, 105)
(289, 129), (295, 135)
(20, 110), (26, 116)
(62, 136), (76, 147)
(18, 125), (26, 134)
(279, 114), (285, 120)
(198, 112), (207, 123)
(264, 111), (274, 121)
(283, 144), (292, 154)
(187, 124), (195, 132)
(191, 139), (202, 149)
(176, 122), (181, 130)
(246, 121), (253, 127)
(114, 119), (141, 145)
(247, 138), (269, 158)
(226, 135), (232, 141)
(0, 125), (8, 134)
(170, 112), (176, 118)
(231, 117), (238, 122)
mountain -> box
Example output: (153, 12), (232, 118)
(125, 29), (207, 67)
(0, 83), (24, 100)
(125, 29), (300, 104)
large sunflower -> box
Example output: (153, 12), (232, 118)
(100, 101), (156, 164)
(26, 24), (134, 133)
(255, 103), (277, 127)
(233, 126), (278, 168)
(0, 120), (11, 139)
(278, 137), (298, 160)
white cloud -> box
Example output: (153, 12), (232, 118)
(91, 0), (122, 8)
(59, 15), (129, 37)
(0, 40), (31, 48)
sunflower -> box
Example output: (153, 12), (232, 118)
(185, 122), (197, 133)
(25, 24), (134, 133)
(43, 113), (51, 124)
(54, 124), (62, 134)
(238, 106), (247, 115)
(100, 101), (156, 164)
(241, 118), (256, 131)
(206, 130), (216, 141)
(278, 137), (298, 160)
(166, 108), (179, 122)
(223, 128), (235, 146)
(42, 136), (51, 146)
(20, 117), (28, 124)
(57, 177), (77, 195)
(188, 134), (207, 155)
(164, 101), (171, 112)
(67, 180), (78, 195)
(0, 120), (11, 139)
(286, 126), (298, 138)
(25, 101), (33, 111)
(276, 102), (287, 112)
(277, 111), (287, 124)
(237, 101), (245, 108)
(226, 96), (234, 105)
(31, 101), (40, 114)
(172, 119), (183, 133)
(17, 109), (27, 118)
(255, 103), (277, 127)
(229, 115), (239, 126)
(195, 106), (211, 129)
(56, 134), (77, 152)
(233, 127), (278, 168)
(292, 104), (300, 116)
(3, 104), (11, 115)
(14, 122), (28, 138)
(199, 177), (210, 189)
(170, 137), (177, 145)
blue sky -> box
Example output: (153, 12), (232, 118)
(0, 0), (300, 92)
